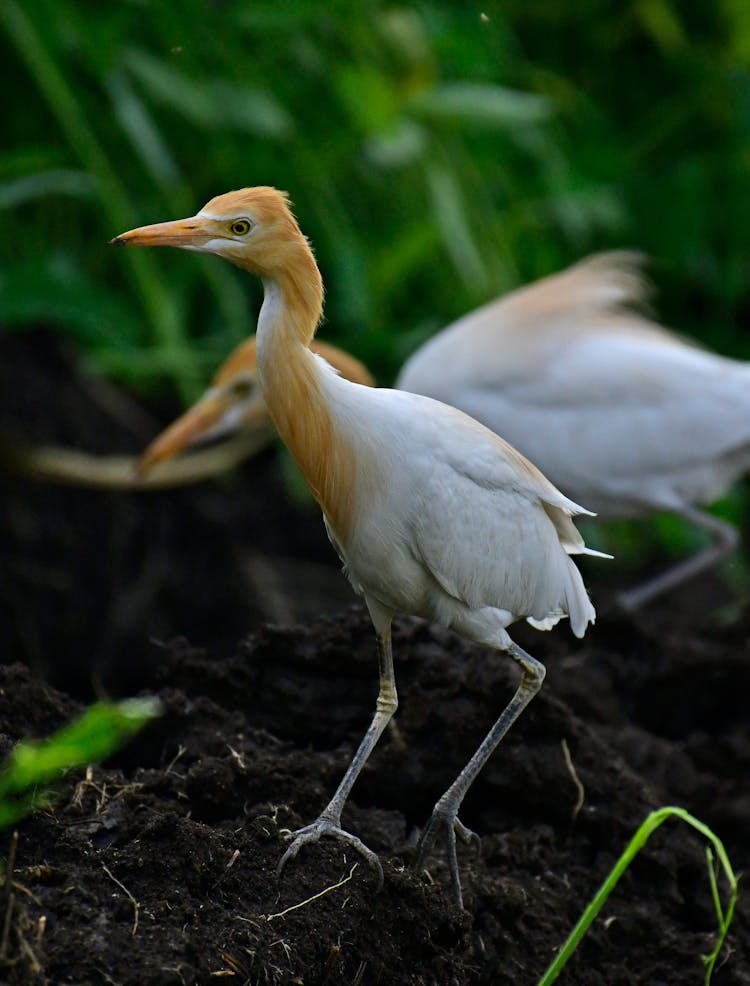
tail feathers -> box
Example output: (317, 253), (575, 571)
(525, 530), (598, 638)
(500, 250), (652, 327)
(525, 564), (595, 638)
(571, 545), (613, 559)
(524, 500), (604, 638)
(564, 562), (597, 638)
(543, 502), (613, 559)
(555, 510), (601, 637)
(566, 251), (651, 315)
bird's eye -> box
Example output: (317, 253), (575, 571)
(230, 378), (254, 398)
(230, 218), (252, 236)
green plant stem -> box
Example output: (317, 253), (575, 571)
(0, 0), (196, 400)
(538, 806), (738, 986)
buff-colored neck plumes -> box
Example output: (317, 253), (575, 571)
(247, 226), (356, 542)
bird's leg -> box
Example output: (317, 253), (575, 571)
(618, 507), (739, 611)
(277, 624), (397, 888)
(414, 641), (545, 909)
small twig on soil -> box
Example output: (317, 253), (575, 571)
(561, 738), (585, 822)
(165, 745), (187, 775)
(35, 915), (46, 950)
(225, 850), (240, 870)
(101, 862), (140, 936)
(11, 883), (41, 907)
(227, 746), (246, 770)
(320, 943), (341, 984)
(16, 932), (41, 974)
(216, 948), (244, 976)
(271, 938), (293, 963)
(0, 831), (19, 959)
(264, 864), (359, 921)
(71, 765), (109, 812)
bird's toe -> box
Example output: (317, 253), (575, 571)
(414, 807), (479, 909)
(276, 815), (384, 889)
(454, 817), (481, 853)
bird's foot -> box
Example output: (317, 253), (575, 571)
(414, 805), (479, 909)
(277, 813), (384, 890)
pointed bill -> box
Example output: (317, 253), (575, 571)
(110, 216), (215, 248)
(135, 393), (231, 477)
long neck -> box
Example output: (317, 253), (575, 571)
(254, 244), (356, 543)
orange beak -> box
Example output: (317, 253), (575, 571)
(136, 390), (273, 478)
(136, 392), (233, 477)
(110, 215), (216, 248)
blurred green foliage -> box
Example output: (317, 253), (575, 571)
(0, 698), (160, 829)
(3, 0), (748, 406)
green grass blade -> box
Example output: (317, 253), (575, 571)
(105, 68), (182, 192)
(538, 806), (739, 986)
(123, 48), (293, 138)
(411, 82), (551, 129)
(0, 170), (94, 209)
(703, 846), (738, 982)
(104, 66), (249, 351)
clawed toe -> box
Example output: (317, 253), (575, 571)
(277, 815), (384, 889)
(414, 808), (479, 909)
(454, 817), (481, 853)
(415, 811), (479, 867)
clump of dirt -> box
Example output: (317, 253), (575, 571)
(0, 604), (749, 985)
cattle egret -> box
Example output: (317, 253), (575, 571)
(136, 253), (746, 609)
(112, 187), (605, 907)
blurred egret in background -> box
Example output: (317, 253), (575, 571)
(396, 253), (748, 609)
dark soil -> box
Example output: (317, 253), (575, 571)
(0, 331), (749, 985)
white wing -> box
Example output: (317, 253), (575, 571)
(330, 383), (599, 637)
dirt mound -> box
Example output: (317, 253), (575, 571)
(1, 605), (748, 985)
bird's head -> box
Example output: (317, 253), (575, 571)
(135, 336), (375, 477)
(111, 187), (307, 276)
(135, 337), (268, 476)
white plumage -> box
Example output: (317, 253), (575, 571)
(114, 187), (605, 908)
(318, 371), (601, 641)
